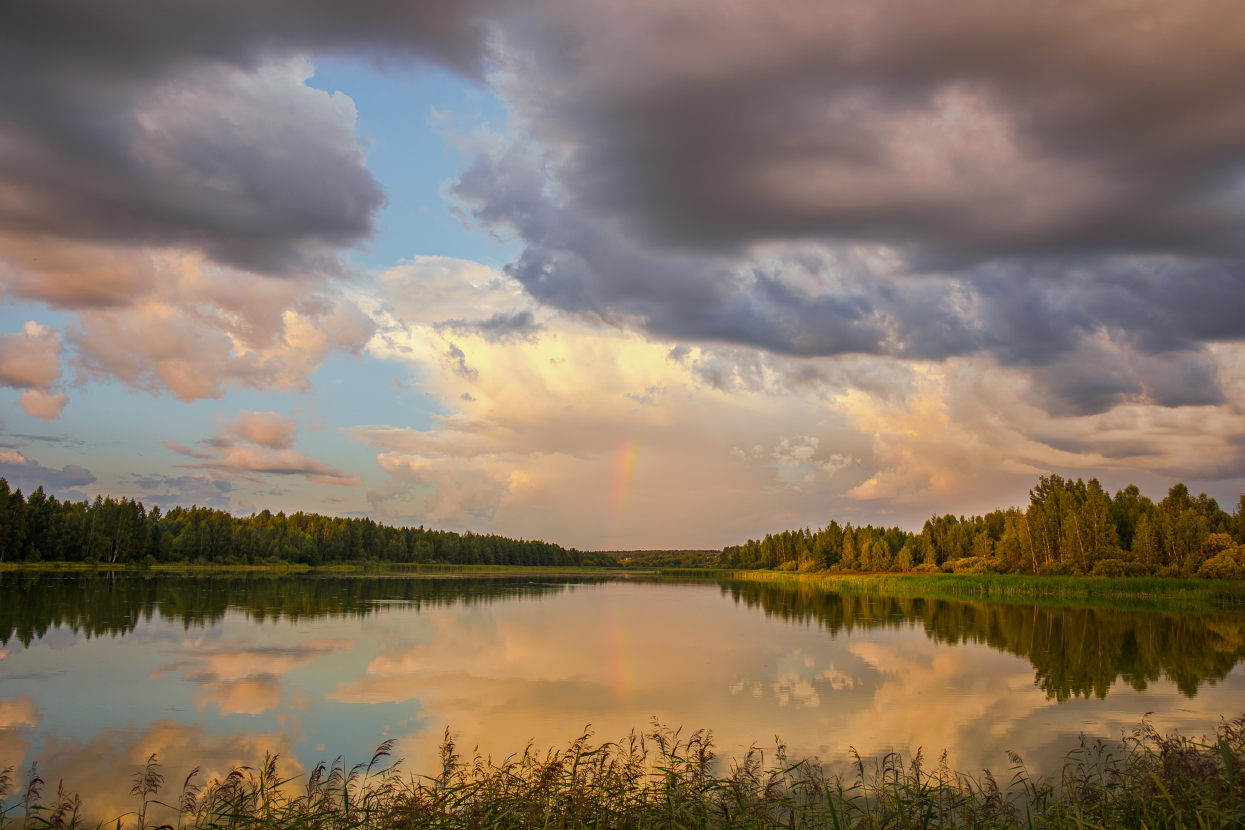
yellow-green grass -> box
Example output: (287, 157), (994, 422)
(680, 569), (1245, 612)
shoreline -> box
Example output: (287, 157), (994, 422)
(701, 568), (1245, 609)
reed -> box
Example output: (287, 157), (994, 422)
(722, 570), (1245, 609)
(3, 714), (1242, 830)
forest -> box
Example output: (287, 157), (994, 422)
(721, 476), (1245, 579)
(0, 478), (613, 567)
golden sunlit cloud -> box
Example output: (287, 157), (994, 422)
(345, 257), (1245, 547)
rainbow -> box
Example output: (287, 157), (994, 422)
(610, 437), (643, 518)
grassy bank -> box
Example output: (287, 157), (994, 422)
(4, 715), (1242, 830)
(709, 569), (1245, 610)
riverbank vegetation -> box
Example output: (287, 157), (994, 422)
(722, 475), (1245, 580)
(722, 570), (1245, 607)
(3, 714), (1242, 830)
(0, 478), (612, 567)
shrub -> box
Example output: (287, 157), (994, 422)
(1089, 559), (1152, 578)
(1198, 550), (1244, 580)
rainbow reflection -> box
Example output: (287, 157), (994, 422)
(605, 608), (637, 700)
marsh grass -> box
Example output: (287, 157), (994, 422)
(719, 570), (1245, 611)
(3, 715), (1243, 830)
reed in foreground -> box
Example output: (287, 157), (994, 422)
(3, 714), (1243, 830)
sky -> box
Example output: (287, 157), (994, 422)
(1, 0), (1244, 550)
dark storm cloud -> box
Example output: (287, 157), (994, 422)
(495, 0), (1245, 260)
(7, 0), (1245, 418)
(3, 0), (496, 80)
(440, 0), (1245, 414)
(451, 138), (1239, 414)
(0, 0), (503, 282)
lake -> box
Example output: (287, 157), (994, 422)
(1, 572), (1243, 819)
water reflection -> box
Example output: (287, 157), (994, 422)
(719, 580), (1245, 700)
(0, 572), (608, 646)
(0, 573), (1242, 821)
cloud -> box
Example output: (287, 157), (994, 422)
(728, 435), (861, 487)
(16, 391), (69, 420)
(838, 352), (1245, 508)
(131, 472), (234, 510)
(816, 453), (861, 478)
(434, 309), (545, 343)
(0, 0), (506, 281)
(355, 257), (1245, 544)
(426, 0), (1245, 416)
(212, 411), (298, 450)
(171, 444), (362, 486)
(7, 432), (83, 445)
(451, 136), (1245, 417)
(166, 410), (362, 486)
(0, 695), (40, 728)
(19, 720), (302, 824)
(366, 452), (514, 523)
(153, 638), (352, 715)
(481, 0), (1245, 259)
(68, 261), (377, 402)
(0, 322), (69, 419)
(0, 449), (96, 498)
(0, 1), (404, 402)
(352, 257), (894, 540)
(773, 436), (818, 467)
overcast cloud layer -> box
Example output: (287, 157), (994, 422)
(449, 0), (1245, 416)
(1, 0), (1244, 541)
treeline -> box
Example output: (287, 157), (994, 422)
(0, 478), (614, 567)
(722, 476), (1245, 579)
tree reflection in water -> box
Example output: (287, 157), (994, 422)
(2, 572), (1242, 702)
(719, 579), (1245, 700)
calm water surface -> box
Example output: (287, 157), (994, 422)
(1, 572), (1243, 817)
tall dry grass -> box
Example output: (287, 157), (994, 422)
(3, 715), (1243, 830)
